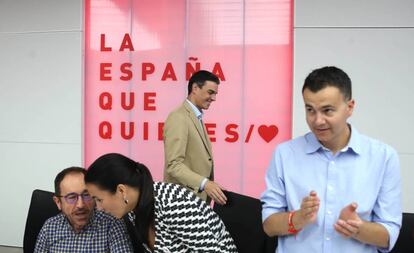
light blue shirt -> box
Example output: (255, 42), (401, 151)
(261, 126), (402, 253)
(186, 99), (208, 191)
(186, 99), (203, 122)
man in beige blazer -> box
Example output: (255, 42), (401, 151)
(163, 70), (227, 205)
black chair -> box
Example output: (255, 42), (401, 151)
(23, 189), (60, 253)
(389, 212), (414, 253)
(213, 190), (277, 253)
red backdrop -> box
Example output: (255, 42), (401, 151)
(84, 0), (293, 197)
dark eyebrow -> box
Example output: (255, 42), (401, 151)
(208, 89), (217, 94)
(305, 104), (334, 109)
(63, 192), (78, 196)
(65, 190), (88, 196)
(321, 105), (334, 109)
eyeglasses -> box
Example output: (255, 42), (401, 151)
(57, 192), (93, 205)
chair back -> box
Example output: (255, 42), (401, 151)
(213, 190), (277, 253)
(23, 189), (60, 253)
(389, 212), (414, 253)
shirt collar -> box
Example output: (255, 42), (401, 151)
(305, 124), (361, 155)
(347, 125), (362, 154)
(186, 99), (203, 120)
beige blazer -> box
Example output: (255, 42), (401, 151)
(163, 101), (214, 201)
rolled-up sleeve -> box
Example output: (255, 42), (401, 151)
(261, 147), (287, 222)
(374, 147), (402, 252)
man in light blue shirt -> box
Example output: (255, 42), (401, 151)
(261, 66), (401, 253)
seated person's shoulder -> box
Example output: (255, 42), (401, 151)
(91, 211), (131, 235)
(42, 213), (66, 228)
(94, 210), (119, 224)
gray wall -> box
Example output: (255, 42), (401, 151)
(0, 0), (83, 246)
(0, 0), (413, 247)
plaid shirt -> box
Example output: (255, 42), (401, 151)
(34, 210), (133, 253)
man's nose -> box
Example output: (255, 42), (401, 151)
(75, 196), (85, 208)
(315, 112), (325, 125)
(211, 94), (216, 101)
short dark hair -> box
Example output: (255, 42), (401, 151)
(302, 66), (352, 101)
(187, 70), (220, 95)
(54, 167), (86, 196)
(85, 153), (154, 249)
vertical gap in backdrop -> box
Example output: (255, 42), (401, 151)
(240, 0), (246, 193)
(81, 0), (87, 166)
(128, 0), (133, 158)
(184, 0), (189, 98)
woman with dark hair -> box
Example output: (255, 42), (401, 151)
(85, 153), (237, 253)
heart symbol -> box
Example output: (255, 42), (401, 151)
(258, 125), (278, 143)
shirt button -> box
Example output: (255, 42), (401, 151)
(328, 185), (333, 191)
(326, 237), (331, 241)
(330, 161), (335, 165)
(327, 210), (332, 215)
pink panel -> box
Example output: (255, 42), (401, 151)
(84, 0), (293, 198)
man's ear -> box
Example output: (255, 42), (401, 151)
(53, 196), (62, 211)
(347, 99), (355, 117)
(191, 82), (199, 93)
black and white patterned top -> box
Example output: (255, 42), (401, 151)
(132, 182), (238, 253)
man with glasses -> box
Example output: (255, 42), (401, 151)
(34, 167), (133, 252)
